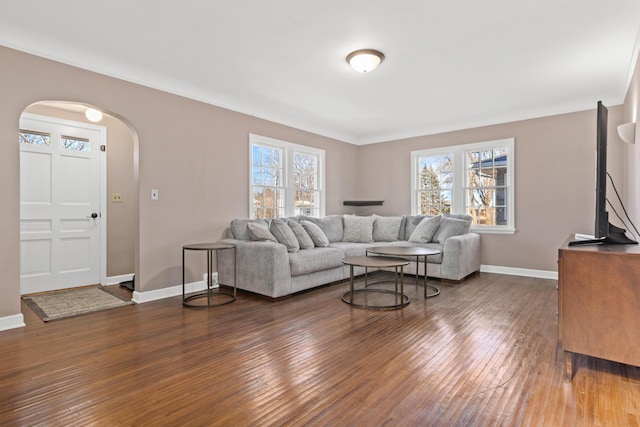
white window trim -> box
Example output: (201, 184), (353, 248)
(249, 133), (326, 218)
(411, 138), (515, 234)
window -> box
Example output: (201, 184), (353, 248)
(61, 135), (90, 152)
(411, 138), (515, 233)
(250, 134), (325, 219)
(19, 130), (51, 146)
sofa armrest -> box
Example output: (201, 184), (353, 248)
(218, 238), (292, 298)
(440, 233), (481, 281)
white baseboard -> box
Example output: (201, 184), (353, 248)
(105, 273), (135, 286)
(480, 264), (558, 280)
(132, 267), (556, 305)
(0, 313), (26, 332)
(132, 281), (208, 304)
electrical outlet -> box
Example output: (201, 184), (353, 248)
(203, 272), (219, 288)
(151, 189), (159, 200)
(112, 193), (122, 202)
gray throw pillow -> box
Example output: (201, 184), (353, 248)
(432, 216), (470, 244)
(409, 215), (442, 243)
(246, 222), (278, 243)
(288, 219), (315, 249)
(270, 219), (300, 253)
(299, 215), (343, 242)
(230, 219), (268, 240)
(372, 215), (403, 242)
(301, 220), (329, 247)
(343, 215), (375, 243)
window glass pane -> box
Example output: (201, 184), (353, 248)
(19, 130), (51, 147)
(61, 136), (90, 152)
(467, 152), (480, 168)
(295, 152), (317, 190)
(417, 154), (452, 213)
(464, 145), (511, 226)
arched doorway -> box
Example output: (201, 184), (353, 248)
(19, 101), (137, 296)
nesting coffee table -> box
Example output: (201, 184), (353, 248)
(366, 246), (442, 298)
(342, 255), (410, 310)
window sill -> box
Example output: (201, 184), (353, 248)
(471, 226), (516, 235)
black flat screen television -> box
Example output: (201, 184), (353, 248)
(569, 101), (637, 246)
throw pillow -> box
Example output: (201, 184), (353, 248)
(372, 215), (403, 242)
(301, 220), (329, 247)
(269, 219), (300, 253)
(409, 215), (442, 243)
(288, 219), (315, 249)
(230, 218), (268, 241)
(246, 222), (278, 243)
(342, 215), (375, 243)
(298, 215), (344, 242)
(432, 216), (470, 244)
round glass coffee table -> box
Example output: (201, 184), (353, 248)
(342, 255), (410, 310)
(366, 246), (442, 298)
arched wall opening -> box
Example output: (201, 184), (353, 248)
(19, 100), (139, 302)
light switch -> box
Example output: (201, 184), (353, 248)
(112, 193), (122, 202)
(151, 189), (159, 200)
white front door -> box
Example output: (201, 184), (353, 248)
(19, 113), (105, 294)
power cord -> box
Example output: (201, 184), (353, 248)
(606, 172), (640, 239)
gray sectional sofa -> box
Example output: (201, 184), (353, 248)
(218, 214), (480, 299)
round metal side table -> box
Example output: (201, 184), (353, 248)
(182, 242), (236, 308)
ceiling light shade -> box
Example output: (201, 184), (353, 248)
(346, 49), (385, 73)
(85, 108), (103, 123)
(617, 122), (636, 144)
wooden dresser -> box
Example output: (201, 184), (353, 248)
(558, 238), (640, 380)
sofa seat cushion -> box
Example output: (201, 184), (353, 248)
(341, 241), (445, 264)
(328, 242), (370, 258)
(289, 247), (344, 276)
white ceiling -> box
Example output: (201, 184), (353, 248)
(1, 1), (639, 145)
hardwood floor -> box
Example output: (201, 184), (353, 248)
(2, 273), (639, 426)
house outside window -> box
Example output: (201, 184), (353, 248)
(249, 134), (325, 219)
(411, 138), (515, 234)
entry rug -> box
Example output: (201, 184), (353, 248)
(23, 286), (134, 322)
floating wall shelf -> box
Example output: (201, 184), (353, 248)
(343, 200), (384, 206)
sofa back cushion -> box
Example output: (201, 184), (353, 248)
(343, 215), (375, 243)
(299, 215), (343, 242)
(372, 215), (403, 242)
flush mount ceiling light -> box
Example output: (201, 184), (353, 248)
(346, 49), (385, 73)
(85, 108), (103, 123)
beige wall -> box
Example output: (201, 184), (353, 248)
(623, 52), (640, 230)
(356, 106), (627, 272)
(24, 104), (136, 277)
(0, 46), (358, 319)
(2, 44), (638, 323)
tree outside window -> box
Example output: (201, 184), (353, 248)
(417, 154), (453, 215)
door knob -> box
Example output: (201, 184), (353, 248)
(89, 212), (98, 219)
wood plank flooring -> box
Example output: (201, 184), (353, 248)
(1, 273), (639, 426)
